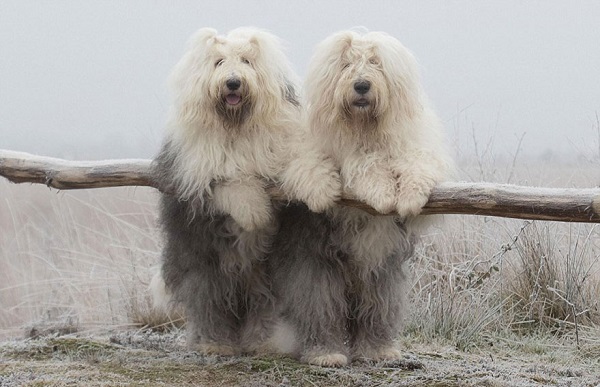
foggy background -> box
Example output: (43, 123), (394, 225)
(1, 1), (599, 161)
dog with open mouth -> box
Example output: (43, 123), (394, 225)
(151, 27), (300, 356)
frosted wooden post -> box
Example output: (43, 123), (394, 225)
(1, 150), (599, 223)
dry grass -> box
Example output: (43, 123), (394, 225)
(404, 151), (600, 356)
(409, 216), (600, 353)
(0, 184), (166, 336)
(1, 158), (600, 363)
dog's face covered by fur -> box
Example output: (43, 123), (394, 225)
(210, 37), (258, 126)
(169, 27), (298, 131)
(306, 31), (423, 133)
(334, 39), (389, 126)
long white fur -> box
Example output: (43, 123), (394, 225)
(286, 29), (452, 224)
(166, 27), (300, 225)
(277, 30), (453, 365)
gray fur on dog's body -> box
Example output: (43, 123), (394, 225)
(154, 143), (277, 353)
(269, 203), (413, 363)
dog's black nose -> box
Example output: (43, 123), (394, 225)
(226, 78), (241, 91)
(354, 80), (371, 95)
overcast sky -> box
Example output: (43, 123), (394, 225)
(1, 1), (599, 160)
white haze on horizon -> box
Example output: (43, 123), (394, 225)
(1, 1), (599, 162)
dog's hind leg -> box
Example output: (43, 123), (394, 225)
(288, 258), (349, 367)
(239, 263), (277, 354)
(270, 205), (349, 367)
(174, 265), (242, 356)
(349, 253), (411, 362)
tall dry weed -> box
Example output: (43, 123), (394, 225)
(504, 222), (600, 331)
(0, 183), (170, 336)
(405, 121), (600, 349)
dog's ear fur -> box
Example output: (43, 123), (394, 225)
(370, 32), (423, 121)
(186, 28), (219, 51)
(328, 32), (354, 69)
(249, 35), (260, 51)
(305, 31), (357, 129)
(169, 28), (221, 127)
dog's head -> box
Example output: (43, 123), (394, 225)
(306, 29), (423, 133)
(169, 27), (299, 130)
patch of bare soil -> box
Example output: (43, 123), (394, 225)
(1, 331), (599, 386)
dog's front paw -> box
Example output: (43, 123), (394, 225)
(359, 180), (396, 214)
(233, 202), (274, 232)
(283, 156), (342, 213)
(213, 180), (275, 231)
(364, 194), (396, 215)
(303, 172), (342, 213)
(395, 190), (429, 218)
(351, 176), (397, 214)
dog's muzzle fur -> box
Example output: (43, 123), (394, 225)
(216, 76), (253, 128)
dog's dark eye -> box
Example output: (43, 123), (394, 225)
(215, 59), (224, 67)
(241, 58), (250, 65)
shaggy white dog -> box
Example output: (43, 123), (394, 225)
(270, 30), (452, 366)
(152, 27), (300, 355)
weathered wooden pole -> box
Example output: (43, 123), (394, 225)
(1, 150), (599, 223)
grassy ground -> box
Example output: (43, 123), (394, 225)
(2, 331), (599, 386)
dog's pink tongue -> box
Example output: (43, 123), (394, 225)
(226, 94), (241, 105)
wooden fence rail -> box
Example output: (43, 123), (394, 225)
(1, 150), (599, 223)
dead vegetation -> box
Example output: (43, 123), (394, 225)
(1, 153), (600, 386)
(2, 331), (599, 386)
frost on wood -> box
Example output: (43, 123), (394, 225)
(1, 150), (599, 223)
(0, 150), (157, 190)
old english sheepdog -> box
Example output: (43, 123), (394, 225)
(271, 30), (453, 367)
(152, 27), (300, 356)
